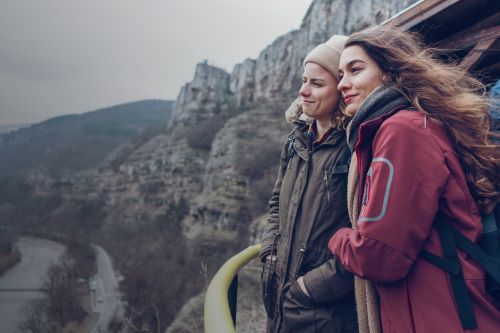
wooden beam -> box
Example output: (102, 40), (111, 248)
(458, 37), (497, 70)
(438, 24), (500, 49)
(382, 0), (460, 31)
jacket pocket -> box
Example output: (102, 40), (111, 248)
(331, 164), (349, 193)
(261, 259), (278, 319)
(283, 279), (315, 332)
(283, 279), (341, 333)
(303, 257), (355, 304)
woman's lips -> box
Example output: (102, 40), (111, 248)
(344, 94), (357, 104)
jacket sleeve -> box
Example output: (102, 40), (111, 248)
(259, 142), (288, 262)
(302, 257), (353, 303)
(329, 117), (450, 283)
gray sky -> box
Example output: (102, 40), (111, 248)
(0, 0), (312, 125)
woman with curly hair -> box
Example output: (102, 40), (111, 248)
(328, 26), (500, 333)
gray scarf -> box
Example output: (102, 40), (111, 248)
(346, 86), (412, 152)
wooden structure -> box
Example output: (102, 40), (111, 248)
(383, 0), (500, 84)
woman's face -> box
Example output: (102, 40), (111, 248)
(299, 62), (340, 122)
(338, 45), (385, 116)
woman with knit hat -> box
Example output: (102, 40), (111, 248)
(260, 35), (357, 333)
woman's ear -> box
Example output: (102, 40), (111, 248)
(382, 74), (394, 86)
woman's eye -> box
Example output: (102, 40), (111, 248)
(352, 67), (361, 73)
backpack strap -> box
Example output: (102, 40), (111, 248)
(420, 250), (460, 275)
(285, 133), (296, 167)
(422, 218), (478, 329)
(452, 226), (500, 285)
(479, 207), (500, 299)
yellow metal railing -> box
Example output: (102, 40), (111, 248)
(204, 244), (262, 333)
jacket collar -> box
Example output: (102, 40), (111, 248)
(293, 121), (344, 156)
(346, 86), (411, 152)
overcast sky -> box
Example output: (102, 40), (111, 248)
(0, 0), (312, 125)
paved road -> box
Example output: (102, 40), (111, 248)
(90, 245), (123, 333)
(0, 226), (124, 333)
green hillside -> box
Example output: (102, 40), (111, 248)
(0, 100), (173, 176)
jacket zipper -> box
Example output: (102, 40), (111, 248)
(363, 167), (372, 206)
(268, 231), (281, 262)
(324, 170), (331, 208)
(264, 231), (281, 309)
(294, 247), (307, 278)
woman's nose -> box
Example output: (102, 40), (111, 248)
(337, 76), (349, 92)
(299, 83), (309, 97)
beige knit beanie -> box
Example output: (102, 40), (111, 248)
(285, 35), (347, 123)
(303, 35), (348, 82)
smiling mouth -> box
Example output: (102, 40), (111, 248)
(343, 95), (357, 104)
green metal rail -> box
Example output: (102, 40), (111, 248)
(204, 244), (262, 333)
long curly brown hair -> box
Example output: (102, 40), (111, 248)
(346, 26), (499, 214)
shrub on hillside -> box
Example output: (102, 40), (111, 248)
(186, 117), (227, 150)
(101, 210), (204, 333)
(235, 143), (281, 181)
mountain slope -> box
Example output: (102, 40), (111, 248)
(0, 100), (173, 177)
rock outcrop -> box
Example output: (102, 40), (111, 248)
(182, 103), (290, 244)
(171, 61), (234, 127)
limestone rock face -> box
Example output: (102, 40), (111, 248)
(341, 0), (415, 34)
(230, 58), (257, 108)
(182, 103), (290, 243)
(249, 0), (416, 101)
(171, 62), (234, 127)
(97, 133), (207, 226)
(253, 31), (305, 102)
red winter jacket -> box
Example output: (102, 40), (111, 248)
(329, 110), (500, 332)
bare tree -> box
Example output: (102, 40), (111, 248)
(17, 300), (58, 333)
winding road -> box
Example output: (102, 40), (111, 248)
(0, 233), (123, 333)
(90, 245), (123, 333)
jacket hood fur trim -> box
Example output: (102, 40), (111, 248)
(285, 97), (313, 124)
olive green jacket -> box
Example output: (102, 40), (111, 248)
(260, 122), (357, 333)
